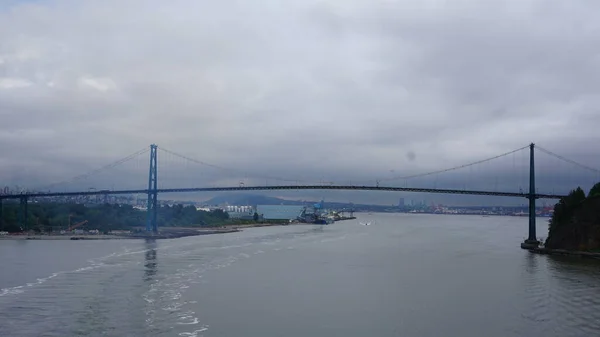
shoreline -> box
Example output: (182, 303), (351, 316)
(0, 228), (242, 240)
(524, 246), (600, 260)
(0, 218), (354, 241)
(0, 222), (288, 241)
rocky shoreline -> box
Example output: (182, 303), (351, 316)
(525, 246), (600, 260)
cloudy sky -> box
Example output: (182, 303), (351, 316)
(1, 0), (599, 204)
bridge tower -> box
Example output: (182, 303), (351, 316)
(523, 143), (540, 248)
(146, 144), (158, 233)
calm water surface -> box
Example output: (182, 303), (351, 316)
(1, 214), (599, 337)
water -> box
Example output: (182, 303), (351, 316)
(1, 213), (599, 337)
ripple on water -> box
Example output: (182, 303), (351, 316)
(0, 242), (169, 299)
(0, 262), (115, 298)
(4, 216), (600, 337)
(140, 239), (296, 335)
(519, 253), (600, 336)
(178, 326), (209, 337)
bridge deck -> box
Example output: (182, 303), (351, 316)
(0, 185), (566, 200)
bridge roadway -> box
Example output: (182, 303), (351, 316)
(0, 185), (566, 200)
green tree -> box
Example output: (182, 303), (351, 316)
(546, 187), (587, 248)
(1, 202), (233, 231)
(588, 182), (600, 198)
(3, 223), (22, 233)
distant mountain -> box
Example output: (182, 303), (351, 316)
(202, 194), (304, 206)
(198, 193), (529, 212)
(202, 193), (362, 209)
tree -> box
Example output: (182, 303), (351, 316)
(546, 187), (587, 249)
(253, 212), (259, 222)
(1, 202), (232, 231)
(3, 223), (22, 233)
(589, 182), (600, 198)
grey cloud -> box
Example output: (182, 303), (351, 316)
(0, 0), (599, 204)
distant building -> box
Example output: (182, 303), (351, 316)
(228, 211), (255, 219)
(224, 205), (255, 219)
(224, 205), (253, 213)
(398, 198), (405, 207)
(256, 205), (304, 220)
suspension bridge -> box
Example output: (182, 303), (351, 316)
(1, 143), (599, 248)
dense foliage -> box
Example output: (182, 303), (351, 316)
(588, 182), (600, 198)
(0, 203), (229, 233)
(545, 183), (600, 251)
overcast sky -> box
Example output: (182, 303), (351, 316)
(1, 0), (599, 204)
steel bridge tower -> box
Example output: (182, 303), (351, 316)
(522, 143), (540, 248)
(146, 144), (158, 233)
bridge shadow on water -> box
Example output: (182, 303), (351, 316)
(144, 239), (157, 282)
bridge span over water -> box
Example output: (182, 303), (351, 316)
(2, 143), (598, 248)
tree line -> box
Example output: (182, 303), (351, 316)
(545, 182), (600, 251)
(0, 202), (230, 233)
